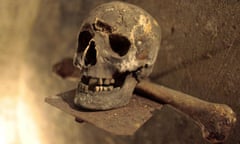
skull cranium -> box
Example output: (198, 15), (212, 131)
(73, 1), (161, 110)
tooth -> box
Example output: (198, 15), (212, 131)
(99, 86), (103, 91)
(95, 86), (100, 92)
(104, 79), (110, 85)
(110, 79), (115, 84)
(74, 97), (79, 104)
(89, 78), (98, 85)
(115, 87), (120, 90)
(108, 86), (114, 91)
(98, 78), (103, 85)
(103, 87), (108, 91)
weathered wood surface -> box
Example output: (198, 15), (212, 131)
(45, 89), (162, 135)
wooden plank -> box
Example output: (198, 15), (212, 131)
(45, 89), (162, 135)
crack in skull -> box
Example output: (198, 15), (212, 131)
(73, 1), (161, 110)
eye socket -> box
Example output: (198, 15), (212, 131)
(77, 31), (93, 53)
(109, 34), (131, 57)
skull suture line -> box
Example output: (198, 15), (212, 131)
(73, 1), (161, 110)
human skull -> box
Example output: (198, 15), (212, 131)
(73, 1), (161, 110)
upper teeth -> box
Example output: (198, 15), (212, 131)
(78, 84), (118, 92)
(79, 76), (117, 92)
(98, 79), (103, 85)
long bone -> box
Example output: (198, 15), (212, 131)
(52, 58), (237, 143)
(136, 80), (236, 144)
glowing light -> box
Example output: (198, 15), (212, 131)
(0, 98), (18, 144)
(17, 100), (41, 144)
(1, 1), (44, 143)
(16, 72), (42, 144)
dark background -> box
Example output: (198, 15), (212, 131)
(0, 0), (239, 143)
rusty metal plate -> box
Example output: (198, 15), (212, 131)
(45, 89), (162, 135)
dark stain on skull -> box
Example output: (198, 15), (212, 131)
(92, 20), (112, 33)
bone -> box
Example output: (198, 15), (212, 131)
(104, 79), (110, 85)
(103, 87), (108, 91)
(108, 86), (114, 91)
(136, 80), (237, 144)
(110, 79), (115, 84)
(98, 78), (103, 85)
(95, 86), (100, 92)
(99, 86), (103, 91)
(115, 87), (120, 90)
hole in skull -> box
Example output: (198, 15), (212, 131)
(84, 41), (97, 66)
(77, 31), (93, 53)
(109, 34), (131, 56)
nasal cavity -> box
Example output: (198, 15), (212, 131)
(84, 41), (97, 66)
